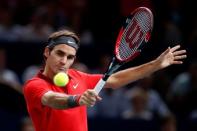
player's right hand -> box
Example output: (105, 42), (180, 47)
(79, 89), (102, 107)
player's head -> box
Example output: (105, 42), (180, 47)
(43, 29), (80, 75)
(43, 29), (80, 60)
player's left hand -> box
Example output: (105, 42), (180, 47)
(156, 45), (187, 69)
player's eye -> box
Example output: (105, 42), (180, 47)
(67, 55), (75, 60)
(55, 50), (65, 57)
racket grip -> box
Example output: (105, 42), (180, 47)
(94, 79), (106, 94)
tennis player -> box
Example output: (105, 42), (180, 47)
(23, 29), (186, 131)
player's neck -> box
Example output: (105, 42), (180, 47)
(42, 67), (54, 80)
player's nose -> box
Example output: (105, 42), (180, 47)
(60, 56), (67, 65)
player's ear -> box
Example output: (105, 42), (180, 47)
(44, 47), (50, 58)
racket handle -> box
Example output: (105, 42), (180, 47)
(94, 79), (106, 94)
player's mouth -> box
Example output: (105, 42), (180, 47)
(58, 67), (67, 71)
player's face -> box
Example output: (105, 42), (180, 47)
(44, 44), (76, 75)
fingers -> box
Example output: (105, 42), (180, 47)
(172, 46), (187, 62)
(169, 45), (187, 63)
(174, 55), (187, 60)
(173, 50), (186, 56)
(79, 90), (102, 107)
(157, 44), (187, 68)
(163, 45), (184, 56)
(172, 54), (187, 65)
(170, 45), (181, 52)
(80, 95), (95, 107)
(171, 61), (183, 64)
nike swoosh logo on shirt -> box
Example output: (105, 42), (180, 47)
(73, 83), (78, 89)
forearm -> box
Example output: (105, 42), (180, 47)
(41, 91), (80, 109)
(106, 59), (161, 88)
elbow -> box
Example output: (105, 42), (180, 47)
(105, 77), (123, 89)
(106, 76), (136, 89)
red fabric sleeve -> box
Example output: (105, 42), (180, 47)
(23, 78), (51, 109)
(85, 74), (103, 89)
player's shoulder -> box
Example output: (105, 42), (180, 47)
(23, 75), (49, 89)
(68, 68), (89, 77)
(25, 77), (46, 85)
(68, 68), (102, 81)
(23, 75), (51, 95)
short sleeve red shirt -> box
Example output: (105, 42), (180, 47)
(23, 69), (102, 131)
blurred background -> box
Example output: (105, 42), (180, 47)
(0, 0), (196, 131)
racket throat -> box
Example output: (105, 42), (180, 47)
(103, 58), (122, 81)
(103, 74), (110, 81)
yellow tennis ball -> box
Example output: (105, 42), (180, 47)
(53, 72), (69, 87)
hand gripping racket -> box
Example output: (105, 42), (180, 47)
(94, 7), (154, 94)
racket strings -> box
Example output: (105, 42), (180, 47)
(135, 11), (152, 32)
(117, 10), (153, 61)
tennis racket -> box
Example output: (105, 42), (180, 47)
(94, 7), (154, 94)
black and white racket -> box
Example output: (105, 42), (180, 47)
(94, 7), (154, 94)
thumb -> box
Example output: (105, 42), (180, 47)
(96, 95), (102, 101)
(163, 47), (171, 55)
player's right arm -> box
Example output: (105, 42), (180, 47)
(41, 90), (101, 109)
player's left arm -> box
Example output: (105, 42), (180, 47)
(105, 45), (187, 88)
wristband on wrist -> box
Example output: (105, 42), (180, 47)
(67, 95), (81, 108)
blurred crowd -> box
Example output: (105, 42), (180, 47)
(0, 0), (196, 131)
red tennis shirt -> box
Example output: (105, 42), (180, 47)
(23, 69), (102, 131)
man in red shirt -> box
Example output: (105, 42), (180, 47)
(23, 29), (186, 131)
